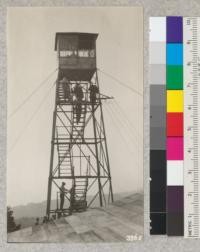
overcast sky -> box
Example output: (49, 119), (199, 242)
(7, 7), (143, 207)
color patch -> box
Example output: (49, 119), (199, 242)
(150, 150), (166, 172)
(167, 113), (183, 136)
(167, 161), (184, 185)
(167, 213), (184, 236)
(150, 42), (166, 64)
(167, 44), (183, 65)
(167, 16), (183, 43)
(150, 64), (166, 84)
(151, 106), (166, 127)
(150, 213), (166, 235)
(167, 186), (184, 212)
(167, 66), (183, 89)
(167, 91), (183, 112)
(150, 127), (166, 149)
(150, 17), (166, 42)
(167, 137), (183, 160)
(150, 85), (166, 106)
(150, 151), (166, 211)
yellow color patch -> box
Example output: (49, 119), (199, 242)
(167, 90), (183, 112)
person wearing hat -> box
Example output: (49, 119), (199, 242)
(60, 182), (68, 210)
(60, 77), (70, 102)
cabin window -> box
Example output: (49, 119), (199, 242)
(78, 50), (89, 57)
(78, 49), (95, 57)
(60, 50), (77, 57)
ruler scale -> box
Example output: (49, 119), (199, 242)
(184, 17), (200, 238)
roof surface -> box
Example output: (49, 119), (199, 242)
(55, 32), (98, 50)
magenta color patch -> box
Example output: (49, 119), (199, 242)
(167, 137), (183, 160)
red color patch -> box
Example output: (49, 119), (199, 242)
(167, 113), (183, 136)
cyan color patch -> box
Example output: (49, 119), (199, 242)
(167, 44), (183, 65)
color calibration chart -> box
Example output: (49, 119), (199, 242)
(150, 17), (200, 237)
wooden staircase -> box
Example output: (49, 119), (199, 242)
(71, 178), (88, 212)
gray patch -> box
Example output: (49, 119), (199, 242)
(150, 127), (166, 150)
(149, 64), (166, 84)
(149, 42), (166, 64)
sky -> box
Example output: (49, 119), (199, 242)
(7, 7), (143, 207)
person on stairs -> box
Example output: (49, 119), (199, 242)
(73, 83), (84, 124)
(60, 76), (70, 102)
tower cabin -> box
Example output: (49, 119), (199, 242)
(55, 32), (98, 81)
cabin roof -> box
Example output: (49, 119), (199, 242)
(55, 32), (98, 50)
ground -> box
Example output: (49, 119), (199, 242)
(7, 193), (143, 243)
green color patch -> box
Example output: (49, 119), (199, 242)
(167, 65), (183, 90)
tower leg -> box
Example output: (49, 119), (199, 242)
(91, 104), (103, 207)
(96, 71), (114, 203)
(46, 108), (57, 218)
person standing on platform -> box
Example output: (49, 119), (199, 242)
(89, 83), (99, 105)
(60, 182), (68, 211)
(60, 77), (70, 102)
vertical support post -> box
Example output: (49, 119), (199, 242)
(96, 70), (114, 203)
(56, 192), (59, 210)
(80, 145), (81, 176)
(91, 103), (103, 206)
(46, 81), (58, 218)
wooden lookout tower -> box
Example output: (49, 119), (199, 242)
(46, 33), (114, 218)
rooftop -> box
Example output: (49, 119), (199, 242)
(55, 32), (98, 50)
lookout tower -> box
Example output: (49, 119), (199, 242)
(46, 32), (113, 218)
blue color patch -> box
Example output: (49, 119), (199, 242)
(167, 44), (183, 65)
